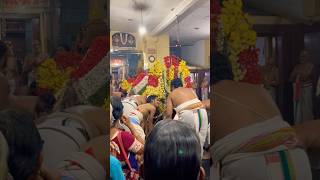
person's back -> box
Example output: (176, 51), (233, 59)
(170, 87), (199, 107)
(166, 79), (208, 157)
(211, 51), (312, 180)
(135, 95), (146, 106)
(213, 80), (280, 142)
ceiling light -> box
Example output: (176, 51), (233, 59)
(139, 26), (146, 35)
(194, 27), (199, 30)
(138, 7), (146, 36)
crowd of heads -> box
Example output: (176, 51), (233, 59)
(110, 86), (205, 180)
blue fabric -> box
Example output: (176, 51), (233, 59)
(122, 152), (139, 171)
(110, 155), (125, 180)
(129, 116), (139, 125)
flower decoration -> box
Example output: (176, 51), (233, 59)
(148, 75), (159, 87)
(215, 0), (261, 84)
(71, 36), (109, 79)
(149, 59), (163, 77)
(55, 51), (82, 69)
(120, 80), (132, 92)
(36, 59), (70, 96)
(123, 56), (191, 109)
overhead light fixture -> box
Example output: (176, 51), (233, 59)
(139, 26), (146, 35)
(138, 8), (146, 35)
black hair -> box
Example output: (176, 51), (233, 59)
(37, 93), (56, 113)
(110, 96), (123, 121)
(146, 95), (158, 103)
(144, 120), (201, 180)
(0, 40), (7, 61)
(0, 110), (43, 180)
(211, 51), (234, 85)
(171, 78), (183, 89)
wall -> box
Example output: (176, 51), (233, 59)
(144, 34), (170, 67)
(181, 39), (209, 68)
(59, 0), (88, 48)
(110, 31), (169, 68)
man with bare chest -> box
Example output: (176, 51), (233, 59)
(290, 50), (314, 124)
(165, 78), (208, 156)
(210, 52), (312, 180)
(123, 95), (160, 139)
(121, 94), (146, 117)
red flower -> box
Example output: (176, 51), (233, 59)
(127, 78), (135, 84)
(132, 72), (146, 86)
(184, 76), (191, 83)
(164, 55), (180, 68)
(55, 52), (82, 69)
(238, 47), (261, 84)
(186, 82), (192, 88)
(71, 36), (109, 79)
(148, 75), (159, 87)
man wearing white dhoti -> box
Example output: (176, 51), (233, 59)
(165, 78), (208, 157)
(121, 95), (146, 117)
(211, 52), (312, 180)
(290, 50), (314, 124)
(122, 95), (160, 139)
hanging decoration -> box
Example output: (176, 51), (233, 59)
(36, 59), (71, 97)
(120, 55), (191, 102)
(71, 36), (109, 79)
(215, 0), (261, 84)
(36, 36), (109, 106)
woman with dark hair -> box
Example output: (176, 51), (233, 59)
(144, 120), (205, 180)
(211, 52), (312, 179)
(0, 109), (59, 180)
(110, 96), (144, 177)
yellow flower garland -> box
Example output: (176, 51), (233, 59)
(148, 59), (163, 77)
(120, 79), (132, 92)
(218, 0), (257, 81)
(36, 59), (70, 95)
(168, 65), (175, 82)
(178, 60), (190, 86)
(142, 76), (166, 100)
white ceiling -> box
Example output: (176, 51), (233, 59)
(110, 0), (184, 33)
(165, 0), (210, 46)
(110, 0), (210, 46)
